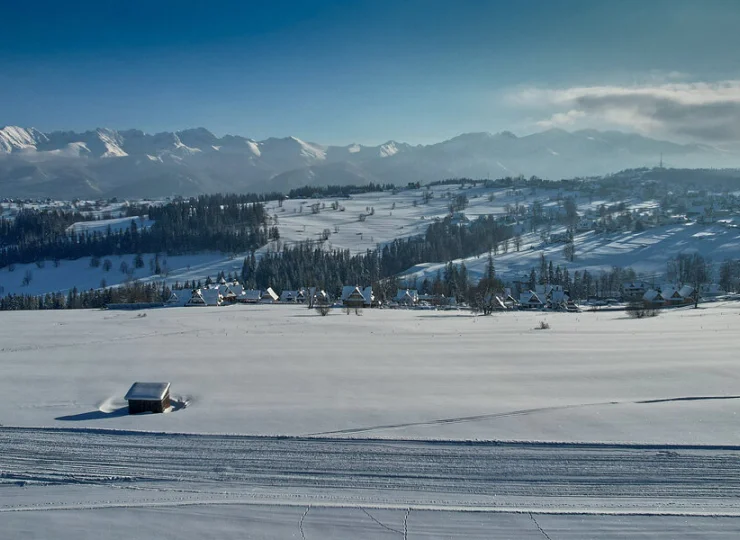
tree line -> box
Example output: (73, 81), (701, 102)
(0, 281), (171, 311)
(0, 194), (268, 268)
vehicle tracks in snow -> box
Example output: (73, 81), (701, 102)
(2, 427), (740, 515)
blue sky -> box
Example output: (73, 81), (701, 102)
(2, 0), (740, 144)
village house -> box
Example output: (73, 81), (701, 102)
(546, 286), (570, 310)
(217, 283), (241, 304)
(643, 289), (664, 308)
(502, 291), (519, 310)
(483, 293), (507, 311)
(394, 289), (419, 307)
(700, 283), (726, 297)
(260, 287), (279, 303)
(186, 288), (223, 307)
(660, 286), (684, 306)
(519, 290), (544, 309)
(622, 281), (648, 300)
(311, 289), (330, 305)
(341, 286), (367, 308)
(280, 289), (307, 303)
(341, 285), (373, 308)
(678, 285), (697, 302)
(238, 290), (262, 304)
(166, 290), (191, 307)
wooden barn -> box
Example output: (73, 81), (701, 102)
(124, 382), (171, 414)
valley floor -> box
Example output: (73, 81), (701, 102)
(1, 304), (739, 537)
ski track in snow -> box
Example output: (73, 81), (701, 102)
(2, 428), (740, 516)
(308, 394), (740, 436)
(529, 512), (554, 540)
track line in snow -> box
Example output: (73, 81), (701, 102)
(360, 508), (404, 535)
(637, 395), (740, 404)
(308, 394), (740, 436)
(529, 512), (554, 540)
(299, 505), (310, 540)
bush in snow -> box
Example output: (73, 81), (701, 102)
(626, 300), (659, 319)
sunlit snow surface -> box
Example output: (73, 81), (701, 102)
(2, 304), (740, 537)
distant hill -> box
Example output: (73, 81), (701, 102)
(1, 125), (739, 198)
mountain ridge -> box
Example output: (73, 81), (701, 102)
(1, 125), (738, 198)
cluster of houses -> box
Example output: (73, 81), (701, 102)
(171, 277), (727, 311)
(173, 279), (374, 308)
(622, 281), (726, 307)
(516, 285), (580, 311)
(388, 285), (579, 312)
(177, 280), (279, 307)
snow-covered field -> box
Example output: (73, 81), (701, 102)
(263, 185), (586, 255)
(65, 214), (154, 235)
(2, 304), (740, 537)
(2, 304), (739, 441)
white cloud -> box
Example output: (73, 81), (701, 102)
(510, 80), (740, 142)
(536, 109), (585, 129)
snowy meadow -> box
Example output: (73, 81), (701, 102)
(2, 302), (740, 538)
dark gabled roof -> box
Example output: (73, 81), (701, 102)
(125, 382), (171, 401)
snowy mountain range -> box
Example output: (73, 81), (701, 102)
(0, 125), (736, 198)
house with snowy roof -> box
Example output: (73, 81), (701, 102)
(394, 289), (419, 306)
(519, 290), (544, 309)
(280, 289), (307, 303)
(260, 287), (279, 303)
(125, 382), (171, 415)
(483, 293), (507, 311)
(660, 286), (684, 306)
(678, 285), (697, 301)
(643, 289), (664, 307)
(546, 286), (570, 310)
(311, 289), (330, 305)
(186, 288), (223, 307)
(341, 285), (373, 308)
(166, 290), (191, 307)
(700, 283), (726, 297)
(218, 283), (241, 303)
(622, 281), (648, 299)
(238, 289), (262, 304)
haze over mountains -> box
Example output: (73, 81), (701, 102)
(0, 125), (736, 199)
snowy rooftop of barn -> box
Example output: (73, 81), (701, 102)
(124, 382), (171, 401)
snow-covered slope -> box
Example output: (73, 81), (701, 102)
(3, 182), (739, 297)
(264, 183), (740, 282)
(400, 222), (740, 285)
(0, 126), (48, 153)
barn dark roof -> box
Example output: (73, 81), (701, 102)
(125, 382), (171, 401)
